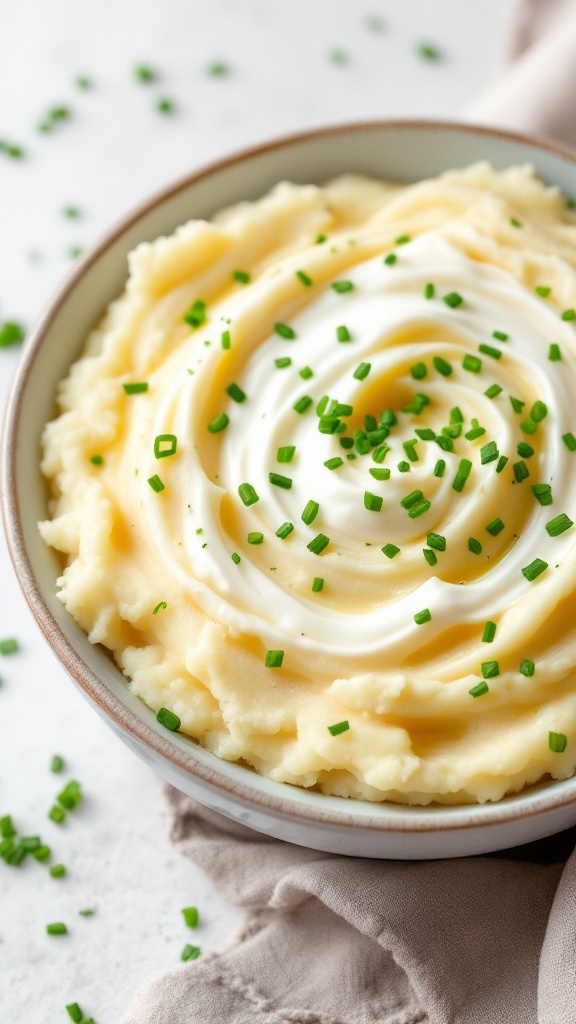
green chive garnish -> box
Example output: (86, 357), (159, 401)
(434, 459), (446, 477)
(562, 432), (576, 451)
(409, 500), (431, 519)
(134, 64), (156, 82)
(417, 42), (440, 60)
(183, 299), (206, 329)
(561, 309), (576, 321)
(148, 475), (164, 493)
(519, 659), (535, 676)
(482, 621), (496, 643)
(0, 321), (25, 347)
(513, 461), (530, 482)
(424, 282), (435, 299)
(517, 442), (534, 458)
(510, 217), (522, 228)
(496, 456), (509, 474)
(324, 457), (343, 470)
(336, 325), (351, 342)
(275, 322), (296, 339)
(522, 558), (548, 581)
(482, 660), (499, 678)
(364, 491), (383, 512)
(299, 366), (313, 379)
(181, 944), (201, 961)
(383, 253), (397, 266)
(433, 356), (452, 377)
(465, 422), (486, 441)
(312, 577), (324, 593)
(269, 472), (292, 489)
(373, 444), (390, 463)
(331, 280), (354, 293)
(226, 382), (246, 403)
(469, 681), (489, 698)
(328, 720), (349, 736)
(123, 382), (148, 394)
(277, 445), (295, 463)
(90, 454), (103, 466)
(532, 483), (553, 505)
(66, 1003), (84, 1022)
(480, 441), (498, 464)
(484, 384), (502, 399)
(50, 863), (66, 878)
(427, 533), (446, 551)
(221, 330), (231, 350)
(486, 518), (504, 536)
(468, 537), (482, 554)
(302, 500), (319, 525)
(46, 923), (67, 935)
(275, 357), (291, 369)
(182, 907), (199, 928)
(50, 755), (64, 774)
(369, 467), (390, 480)
(276, 522), (294, 539)
(546, 513), (573, 536)
(382, 543), (400, 559)
(410, 362), (427, 380)
(48, 806), (66, 824)
(154, 434), (177, 459)
(492, 331), (509, 342)
(156, 97), (174, 114)
(443, 292), (463, 308)
(316, 234), (327, 244)
(414, 609), (431, 625)
(549, 731), (567, 753)
(403, 439), (419, 462)
(479, 344), (501, 360)
(296, 270), (313, 286)
(452, 459), (472, 492)
(293, 395), (313, 414)
(423, 549), (437, 567)
(238, 483), (259, 506)
(265, 650), (284, 668)
(247, 532), (264, 545)
(400, 489), (423, 510)
(208, 413), (229, 433)
(549, 344), (561, 361)
(353, 362), (371, 380)
(153, 602), (167, 614)
(307, 533), (330, 555)
(157, 707), (180, 730)
(0, 638), (18, 655)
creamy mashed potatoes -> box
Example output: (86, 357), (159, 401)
(40, 163), (576, 804)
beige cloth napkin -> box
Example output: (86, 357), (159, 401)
(121, 4), (576, 1022)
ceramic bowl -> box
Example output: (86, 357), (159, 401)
(4, 120), (576, 859)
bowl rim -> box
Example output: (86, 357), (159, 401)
(4, 117), (576, 835)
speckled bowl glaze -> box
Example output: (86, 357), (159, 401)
(4, 121), (576, 859)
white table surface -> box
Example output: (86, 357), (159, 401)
(0, 1), (512, 1020)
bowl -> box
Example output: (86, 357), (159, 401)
(4, 120), (576, 859)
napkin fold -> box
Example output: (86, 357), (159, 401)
(121, 3), (576, 1021)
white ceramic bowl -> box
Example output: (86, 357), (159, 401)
(4, 120), (576, 859)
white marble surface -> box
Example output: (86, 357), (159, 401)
(0, 1), (511, 1020)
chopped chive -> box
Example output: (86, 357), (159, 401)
(468, 537), (482, 555)
(484, 384), (502, 399)
(154, 434), (177, 459)
(48, 805), (66, 824)
(208, 413), (229, 433)
(423, 548), (437, 567)
(277, 445), (295, 463)
(275, 357), (291, 369)
(355, 430), (371, 455)
(401, 394), (430, 415)
(353, 361), (371, 380)
(549, 344), (561, 361)
(364, 491), (383, 512)
(318, 416), (340, 435)
(334, 402), (353, 417)
(207, 59), (229, 75)
(562, 432), (576, 451)
(302, 500), (319, 525)
(427, 532), (446, 552)
(395, 234), (410, 245)
(316, 234), (327, 244)
(517, 442), (534, 458)
(325, 457), (344, 470)
(90, 454), (103, 466)
(265, 649), (284, 668)
(274, 322), (296, 339)
(530, 400), (547, 422)
(157, 707), (180, 730)
(409, 500), (431, 519)
(182, 906), (199, 928)
(397, 461), (410, 472)
(238, 483), (259, 506)
(469, 681), (489, 698)
(181, 944), (201, 961)
(452, 459), (472, 493)
(434, 459), (446, 478)
(519, 659), (535, 676)
(522, 558), (548, 581)
(546, 513), (573, 536)
(480, 441), (499, 464)
(400, 489), (423, 509)
(156, 97), (174, 114)
(535, 286), (552, 298)
(57, 781), (82, 811)
(417, 42), (440, 60)
(231, 551), (241, 564)
(410, 361), (427, 380)
(433, 356), (452, 377)
(328, 720), (350, 736)
(183, 299), (207, 329)
(50, 755), (64, 774)
(496, 455), (509, 474)
(269, 472), (292, 489)
(331, 280), (354, 293)
(383, 253), (397, 266)
(19, 836), (40, 852)
(221, 330), (231, 350)
(486, 518), (504, 536)
(46, 923), (67, 935)
(134, 64), (156, 82)
(148, 475), (165, 493)
(510, 217), (522, 228)
(482, 621), (496, 643)
(479, 344), (501, 360)
(561, 309), (576, 321)
(50, 863), (66, 878)
(299, 366), (313, 380)
(312, 577), (324, 593)
(153, 602), (167, 614)
(549, 732), (567, 753)
(510, 396), (525, 414)
(0, 816), (16, 839)
(513, 460), (530, 482)
(482, 660), (499, 678)
(403, 439), (419, 462)
(293, 395), (313, 414)
(78, 908), (95, 917)
(66, 1004), (83, 1023)
(0, 321), (25, 347)
(276, 522), (294, 539)
(414, 609), (431, 625)
(492, 330), (509, 342)
(443, 292), (463, 308)
(307, 533), (330, 555)
(226, 382), (246, 403)
(424, 282), (435, 299)
(296, 270), (313, 287)
(232, 270), (250, 285)
(336, 324), (351, 342)
(382, 543), (400, 559)
(369, 467), (390, 480)
(465, 424), (486, 441)
(247, 532), (264, 545)
(373, 444), (390, 463)
(0, 638), (18, 655)
(532, 483), (553, 505)
(123, 382), (148, 394)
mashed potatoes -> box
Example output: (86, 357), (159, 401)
(40, 163), (576, 804)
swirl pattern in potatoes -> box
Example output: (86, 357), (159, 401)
(40, 163), (576, 804)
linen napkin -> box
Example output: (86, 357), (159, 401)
(121, 3), (576, 1022)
